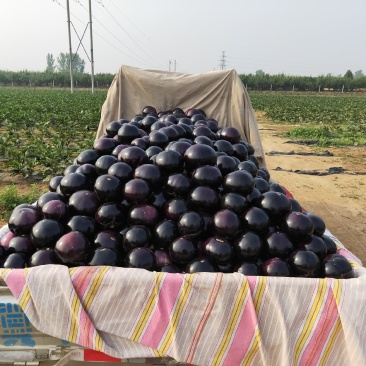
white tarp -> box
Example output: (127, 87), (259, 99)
(97, 65), (265, 165)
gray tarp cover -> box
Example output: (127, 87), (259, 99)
(97, 65), (265, 165)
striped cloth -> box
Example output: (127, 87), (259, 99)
(0, 248), (366, 366)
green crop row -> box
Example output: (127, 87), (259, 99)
(249, 92), (366, 146)
(0, 87), (107, 179)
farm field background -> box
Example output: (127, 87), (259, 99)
(250, 91), (366, 147)
(250, 92), (366, 264)
(0, 88), (106, 179)
(0, 87), (365, 263)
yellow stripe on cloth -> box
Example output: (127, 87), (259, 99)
(318, 318), (342, 366)
(94, 329), (104, 352)
(318, 279), (344, 365)
(253, 276), (267, 314)
(19, 268), (31, 310)
(348, 259), (360, 268)
(158, 274), (194, 355)
(68, 266), (110, 346)
(131, 272), (164, 343)
(69, 292), (81, 344)
(212, 278), (249, 366)
(332, 279), (343, 307)
(84, 266), (110, 312)
(242, 327), (261, 366)
(0, 268), (11, 280)
(69, 267), (78, 276)
(83, 266), (110, 351)
(153, 348), (164, 357)
(240, 277), (266, 366)
(19, 286), (31, 309)
(292, 278), (327, 366)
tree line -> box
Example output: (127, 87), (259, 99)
(0, 52), (113, 88)
(1, 68), (366, 91)
(0, 69), (114, 88)
(240, 70), (366, 92)
(46, 52), (86, 73)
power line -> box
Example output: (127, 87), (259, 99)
(52, 0), (154, 68)
(94, 0), (165, 67)
(106, 0), (169, 59)
(71, 0), (160, 68)
(53, 0), (85, 26)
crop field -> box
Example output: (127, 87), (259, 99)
(0, 87), (365, 222)
(0, 87), (107, 180)
(250, 92), (366, 147)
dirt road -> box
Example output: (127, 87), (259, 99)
(257, 116), (366, 264)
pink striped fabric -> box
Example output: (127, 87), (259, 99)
(1, 263), (366, 366)
(4, 268), (28, 298)
(139, 273), (184, 349)
(298, 286), (339, 365)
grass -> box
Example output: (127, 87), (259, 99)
(0, 184), (47, 222)
(284, 125), (366, 147)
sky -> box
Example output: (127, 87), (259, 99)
(0, 0), (365, 77)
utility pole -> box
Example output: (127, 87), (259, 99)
(219, 51), (226, 70)
(66, 0), (74, 93)
(89, 0), (95, 93)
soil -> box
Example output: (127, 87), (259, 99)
(257, 112), (366, 264)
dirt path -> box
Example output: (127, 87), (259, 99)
(257, 116), (366, 264)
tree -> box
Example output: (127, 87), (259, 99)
(57, 52), (86, 73)
(255, 69), (265, 76)
(46, 53), (56, 72)
(344, 70), (354, 79)
(354, 70), (364, 78)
